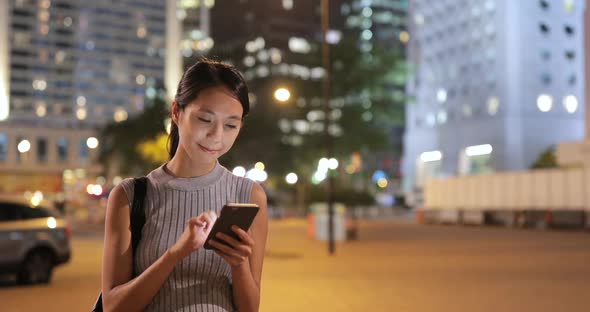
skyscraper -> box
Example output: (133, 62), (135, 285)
(0, 0), (167, 201)
(403, 0), (585, 194)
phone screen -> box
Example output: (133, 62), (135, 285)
(203, 203), (259, 250)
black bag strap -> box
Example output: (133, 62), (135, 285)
(130, 176), (148, 276)
(92, 176), (148, 312)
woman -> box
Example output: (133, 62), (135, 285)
(101, 59), (268, 312)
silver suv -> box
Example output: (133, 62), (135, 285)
(0, 200), (71, 284)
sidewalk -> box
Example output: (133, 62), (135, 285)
(260, 218), (590, 312)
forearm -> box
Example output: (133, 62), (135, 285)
(231, 260), (261, 312)
(104, 250), (181, 312)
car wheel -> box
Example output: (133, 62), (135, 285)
(17, 250), (54, 285)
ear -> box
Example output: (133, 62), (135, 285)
(171, 101), (180, 124)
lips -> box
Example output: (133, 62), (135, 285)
(198, 144), (220, 154)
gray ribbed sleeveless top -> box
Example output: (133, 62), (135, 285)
(120, 162), (254, 312)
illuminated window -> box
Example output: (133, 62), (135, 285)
(563, 95), (578, 113)
(537, 94), (553, 112)
(282, 0), (293, 10)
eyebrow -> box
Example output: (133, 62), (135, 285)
(198, 108), (242, 121)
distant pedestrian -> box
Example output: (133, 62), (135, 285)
(100, 59), (268, 312)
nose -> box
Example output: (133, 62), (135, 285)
(206, 121), (223, 142)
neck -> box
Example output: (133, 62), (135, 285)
(166, 152), (217, 178)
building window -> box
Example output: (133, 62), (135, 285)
(541, 73), (552, 85)
(0, 134), (7, 162)
(282, 0), (293, 10)
(487, 96), (500, 115)
(537, 94), (553, 112)
(568, 74), (577, 86)
(563, 95), (578, 113)
(79, 139), (89, 164)
(539, 23), (550, 34)
(539, 0), (549, 10)
(57, 137), (68, 163)
(37, 138), (47, 163)
(564, 0), (575, 13)
(564, 25), (574, 36)
(565, 50), (575, 60)
(540, 49), (551, 60)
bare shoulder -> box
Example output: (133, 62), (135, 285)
(250, 182), (267, 207)
(105, 183), (132, 230)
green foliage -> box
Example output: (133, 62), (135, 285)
(98, 98), (168, 176)
(531, 146), (558, 169)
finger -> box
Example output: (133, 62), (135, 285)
(215, 232), (244, 249)
(187, 217), (204, 227)
(214, 246), (245, 262)
(209, 240), (244, 258)
(231, 226), (255, 246)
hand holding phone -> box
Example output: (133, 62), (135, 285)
(203, 203), (259, 250)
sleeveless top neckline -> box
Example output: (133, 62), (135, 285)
(151, 161), (226, 192)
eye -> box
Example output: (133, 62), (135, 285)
(198, 117), (211, 123)
(225, 124), (238, 129)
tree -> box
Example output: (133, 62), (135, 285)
(98, 98), (168, 176)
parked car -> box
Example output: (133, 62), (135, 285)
(0, 199), (71, 284)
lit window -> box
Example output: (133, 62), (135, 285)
(76, 107), (87, 120)
(564, 0), (575, 13)
(563, 95), (578, 113)
(437, 88), (447, 103)
(282, 0), (293, 10)
(63, 17), (72, 27)
(136, 74), (146, 85)
(114, 108), (128, 122)
(487, 97), (500, 115)
(77, 96), (86, 106)
(537, 94), (553, 112)
(35, 101), (47, 117)
(288, 37), (311, 54)
(463, 105), (473, 117)
(426, 113), (436, 127)
(137, 26), (147, 38)
(437, 110), (447, 124)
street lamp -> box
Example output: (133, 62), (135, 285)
(86, 137), (99, 149)
(321, 0), (336, 255)
(274, 87), (291, 102)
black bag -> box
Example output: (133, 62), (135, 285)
(92, 177), (148, 312)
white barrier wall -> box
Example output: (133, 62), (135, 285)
(424, 169), (586, 212)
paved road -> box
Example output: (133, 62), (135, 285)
(1, 219), (589, 311)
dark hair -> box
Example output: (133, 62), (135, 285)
(168, 59), (250, 159)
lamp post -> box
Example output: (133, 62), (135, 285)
(321, 0), (335, 255)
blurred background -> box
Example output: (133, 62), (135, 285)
(0, 0), (589, 311)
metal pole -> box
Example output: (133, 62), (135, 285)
(321, 0), (335, 255)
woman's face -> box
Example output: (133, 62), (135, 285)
(173, 86), (244, 163)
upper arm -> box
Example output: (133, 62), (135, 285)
(102, 183), (134, 295)
(248, 182), (268, 288)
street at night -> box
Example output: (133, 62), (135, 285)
(2, 219), (589, 312)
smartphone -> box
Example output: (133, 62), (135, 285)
(204, 203), (260, 250)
